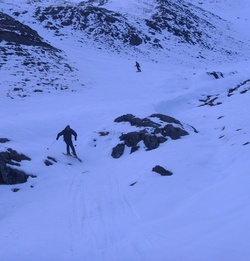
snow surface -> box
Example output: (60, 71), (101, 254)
(1, 0), (250, 260)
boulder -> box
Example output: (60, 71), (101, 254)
(111, 143), (125, 159)
(152, 165), (173, 176)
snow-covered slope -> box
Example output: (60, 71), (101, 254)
(1, 0), (250, 260)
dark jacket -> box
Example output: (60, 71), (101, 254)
(57, 126), (77, 143)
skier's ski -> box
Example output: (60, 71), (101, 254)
(62, 152), (82, 162)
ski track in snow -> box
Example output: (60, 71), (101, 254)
(65, 162), (151, 261)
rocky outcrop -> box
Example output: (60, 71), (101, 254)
(0, 148), (34, 185)
(111, 113), (195, 158)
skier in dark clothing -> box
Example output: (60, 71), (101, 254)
(135, 61), (141, 72)
(56, 125), (77, 156)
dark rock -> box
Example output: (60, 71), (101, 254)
(111, 143), (125, 158)
(152, 165), (173, 176)
(6, 148), (31, 162)
(207, 71), (224, 79)
(190, 126), (199, 133)
(130, 145), (140, 154)
(131, 117), (160, 128)
(130, 34), (142, 46)
(0, 138), (10, 143)
(115, 114), (159, 128)
(98, 131), (109, 136)
(199, 95), (222, 107)
(158, 136), (168, 144)
(47, 156), (57, 163)
(161, 124), (188, 139)
(12, 188), (20, 192)
(145, 19), (161, 31)
(143, 134), (159, 150)
(0, 149), (32, 185)
(120, 132), (142, 147)
(130, 117), (144, 127)
(44, 159), (53, 166)
(227, 79), (250, 97)
(114, 114), (135, 123)
(0, 164), (29, 184)
(150, 114), (181, 124)
(13, 88), (24, 92)
(154, 127), (161, 135)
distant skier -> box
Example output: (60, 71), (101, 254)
(56, 125), (77, 157)
(135, 61), (141, 72)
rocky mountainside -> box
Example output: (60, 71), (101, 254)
(0, 0), (250, 99)
(0, 11), (80, 98)
(30, 0), (248, 59)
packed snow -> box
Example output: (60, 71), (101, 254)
(1, 0), (250, 260)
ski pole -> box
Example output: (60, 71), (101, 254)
(47, 140), (56, 150)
